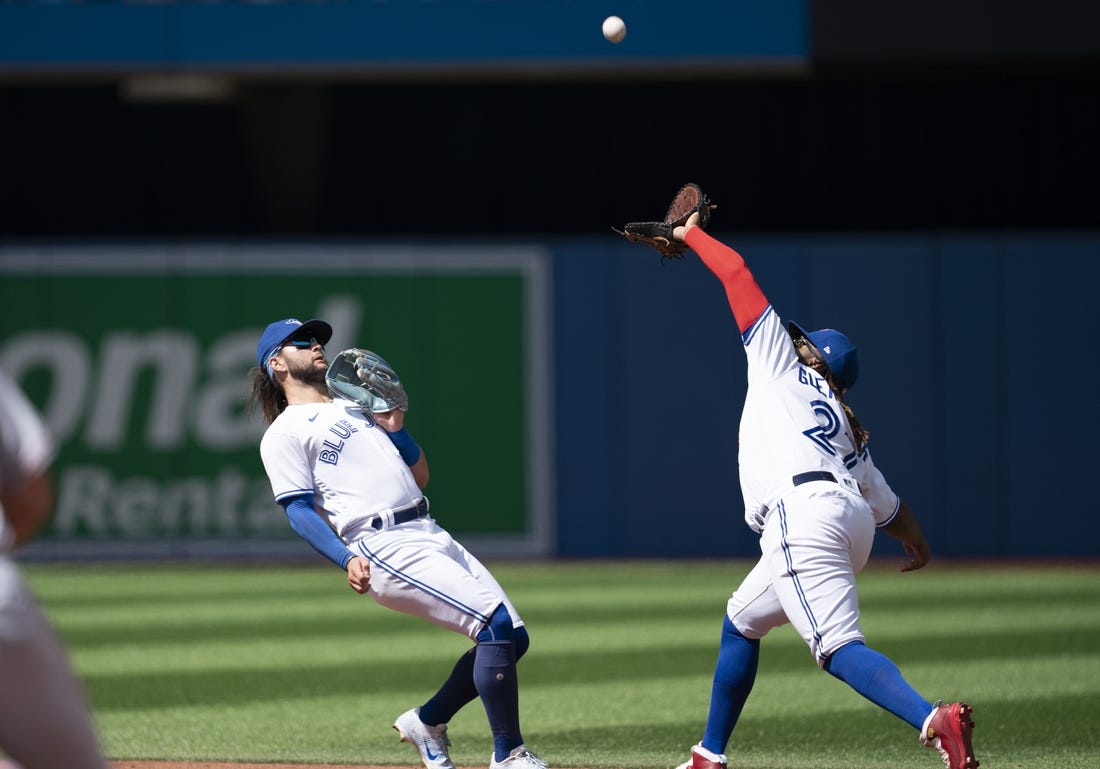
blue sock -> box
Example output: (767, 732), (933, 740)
(473, 605), (524, 760)
(701, 615), (760, 756)
(420, 622), (530, 727)
(475, 641), (522, 760)
(824, 641), (933, 729)
(420, 647), (477, 726)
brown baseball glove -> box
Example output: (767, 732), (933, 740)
(614, 183), (716, 260)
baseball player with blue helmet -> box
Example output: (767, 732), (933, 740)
(657, 203), (979, 769)
(248, 318), (546, 769)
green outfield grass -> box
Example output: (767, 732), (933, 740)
(20, 559), (1100, 769)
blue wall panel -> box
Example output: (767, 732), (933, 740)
(937, 239), (1005, 555)
(552, 231), (1100, 559)
(552, 243), (621, 556)
(1000, 236), (1096, 555)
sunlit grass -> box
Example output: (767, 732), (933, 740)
(21, 560), (1100, 768)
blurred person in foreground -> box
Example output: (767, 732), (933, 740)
(0, 367), (109, 769)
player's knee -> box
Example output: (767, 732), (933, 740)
(723, 614), (742, 638)
(823, 639), (866, 676)
(723, 614), (759, 645)
(514, 625), (530, 660)
(476, 604), (515, 644)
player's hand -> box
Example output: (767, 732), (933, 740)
(673, 211), (701, 242)
(899, 539), (930, 572)
(347, 556), (371, 594)
(882, 501), (930, 572)
(372, 408), (406, 433)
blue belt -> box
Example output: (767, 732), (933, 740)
(370, 498), (429, 530)
(792, 471), (837, 486)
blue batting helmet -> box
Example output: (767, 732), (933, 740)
(788, 321), (860, 393)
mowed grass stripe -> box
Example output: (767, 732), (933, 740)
(20, 560), (1100, 768)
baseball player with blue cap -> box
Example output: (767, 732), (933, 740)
(256, 318), (334, 383)
(248, 317), (547, 769)
(663, 207), (979, 769)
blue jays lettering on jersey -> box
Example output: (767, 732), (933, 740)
(260, 399), (420, 540)
(318, 417), (359, 465)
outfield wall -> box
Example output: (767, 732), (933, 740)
(555, 231), (1100, 559)
(3, 230), (1097, 560)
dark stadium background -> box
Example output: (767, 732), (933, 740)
(2, 1), (1096, 237)
(1, 0), (1098, 558)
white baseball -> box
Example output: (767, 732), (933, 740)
(602, 15), (627, 44)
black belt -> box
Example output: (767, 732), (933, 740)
(370, 498), (429, 530)
(792, 471), (837, 487)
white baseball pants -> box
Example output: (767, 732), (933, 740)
(726, 483), (876, 664)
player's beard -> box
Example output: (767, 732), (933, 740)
(286, 356), (328, 388)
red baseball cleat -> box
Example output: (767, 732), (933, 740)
(921, 701), (979, 769)
(674, 743), (727, 769)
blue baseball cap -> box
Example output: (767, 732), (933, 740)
(256, 318), (333, 369)
(788, 321), (859, 393)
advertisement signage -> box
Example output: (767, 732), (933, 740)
(0, 244), (552, 558)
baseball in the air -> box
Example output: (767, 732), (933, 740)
(602, 15), (627, 44)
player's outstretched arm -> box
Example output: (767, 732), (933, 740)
(881, 501), (931, 572)
(676, 213), (770, 335)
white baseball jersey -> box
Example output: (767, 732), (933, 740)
(685, 227), (905, 662)
(738, 305), (900, 532)
(260, 397), (422, 541)
(259, 395), (522, 640)
(681, 228), (899, 533)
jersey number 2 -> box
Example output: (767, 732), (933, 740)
(802, 399), (859, 468)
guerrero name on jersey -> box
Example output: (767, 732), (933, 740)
(738, 307), (900, 533)
(683, 226), (899, 534)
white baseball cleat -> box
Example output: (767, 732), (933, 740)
(489, 745), (548, 769)
(394, 707), (455, 769)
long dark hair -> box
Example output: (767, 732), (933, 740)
(797, 337), (870, 452)
(827, 373), (870, 452)
(247, 366), (288, 425)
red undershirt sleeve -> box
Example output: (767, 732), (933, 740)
(685, 227), (770, 335)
